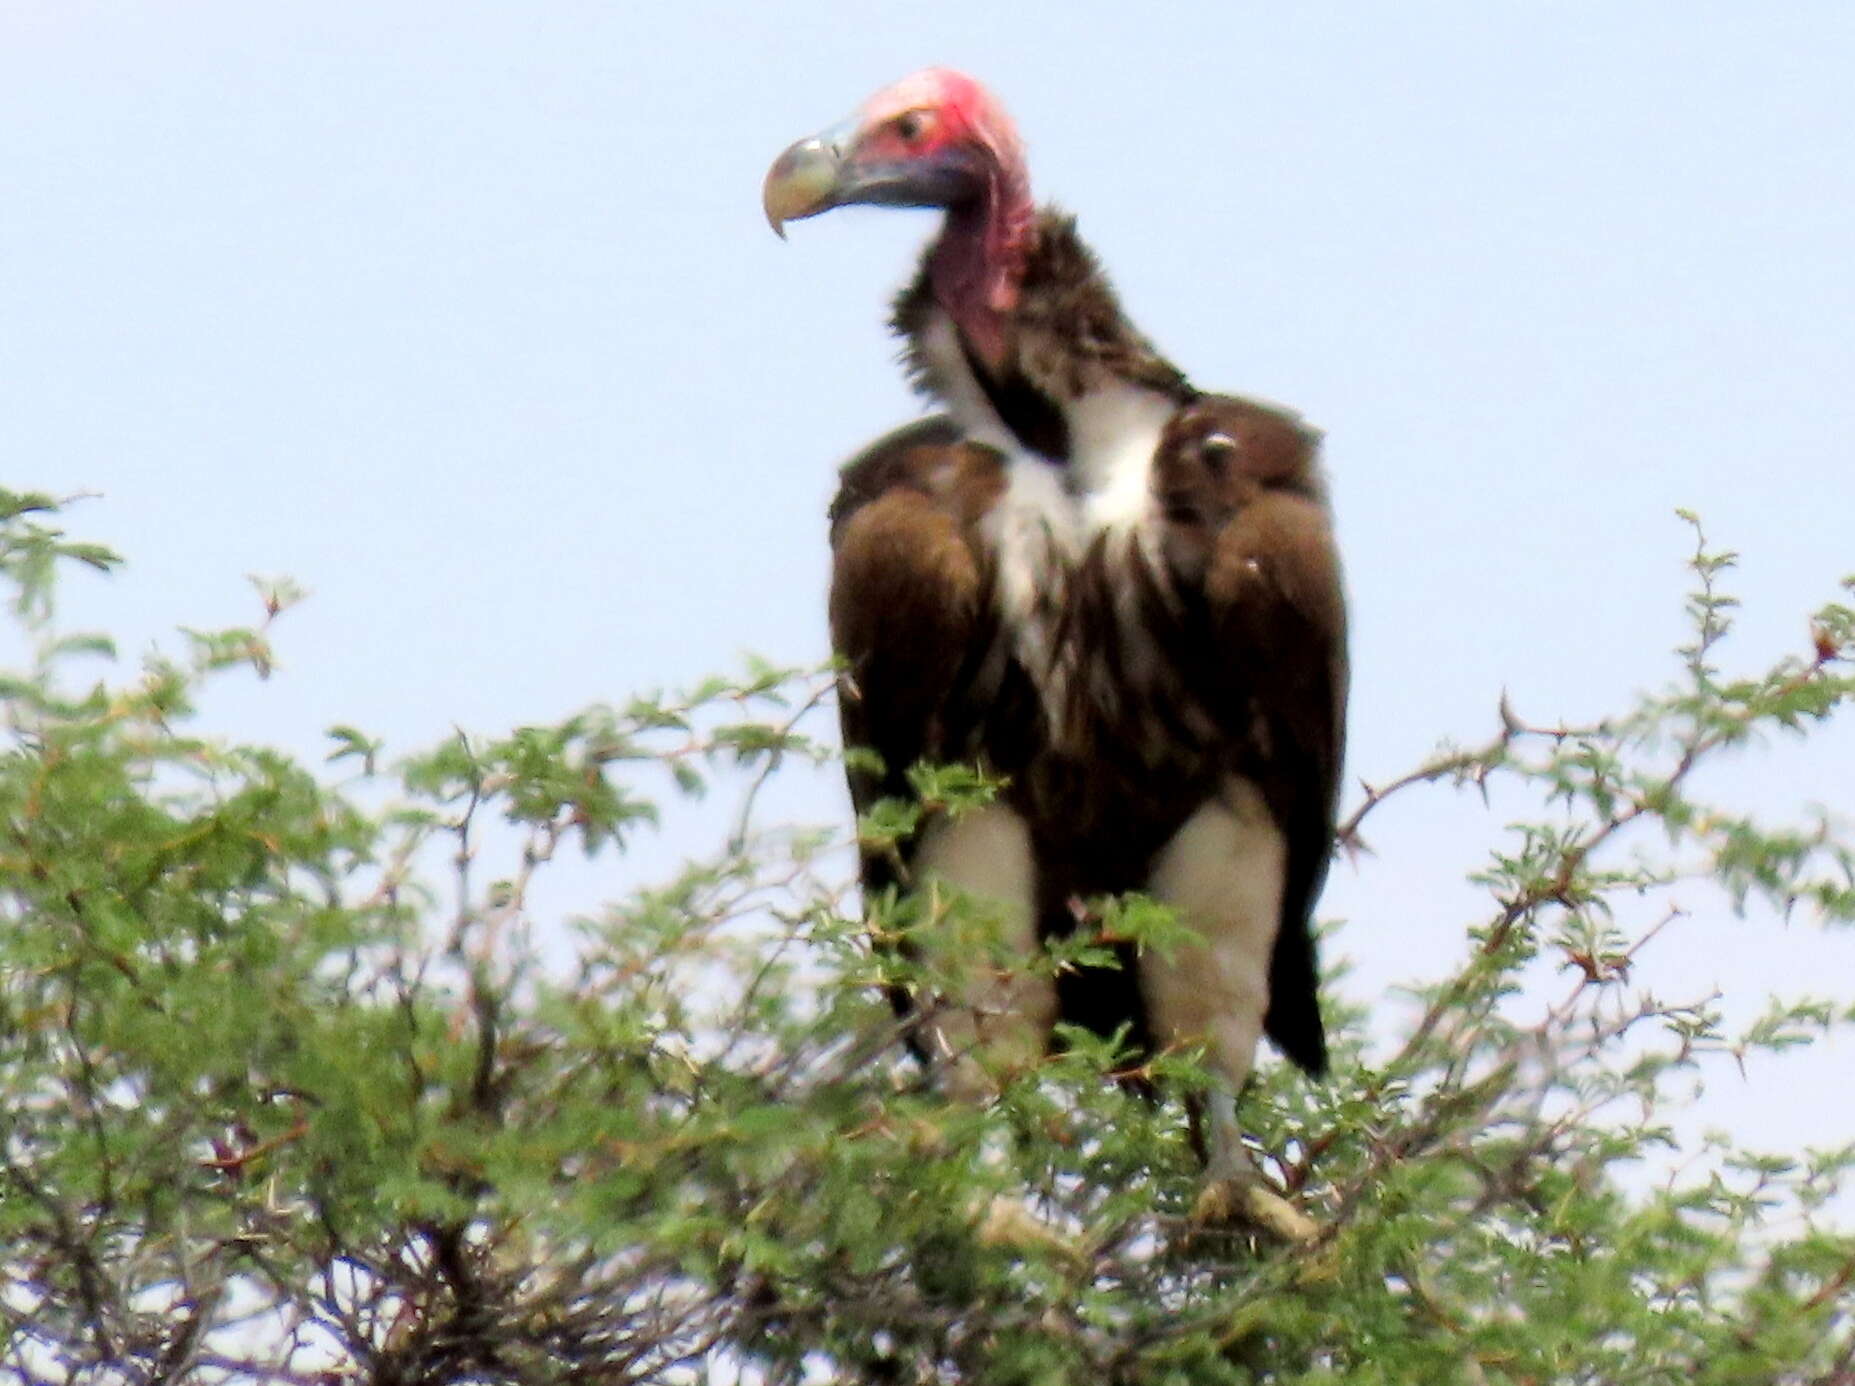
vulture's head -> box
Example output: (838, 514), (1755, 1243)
(764, 68), (1036, 359)
(762, 68), (1025, 232)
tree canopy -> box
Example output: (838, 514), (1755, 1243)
(3, 488), (1853, 1384)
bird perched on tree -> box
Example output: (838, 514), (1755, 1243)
(764, 69), (1346, 1238)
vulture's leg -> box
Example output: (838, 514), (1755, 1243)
(1141, 779), (1317, 1243)
(911, 803), (1057, 1102)
(909, 803), (1079, 1262)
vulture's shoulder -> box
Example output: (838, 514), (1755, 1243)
(825, 416), (1013, 828)
(827, 414), (1006, 546)
(1155, 394), (1338, 618)
(1156, 394), (1327, 503)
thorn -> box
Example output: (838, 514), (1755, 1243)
(1498, 689), (1521, 736)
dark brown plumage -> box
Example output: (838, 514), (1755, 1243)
(1152, 397), (1348, 1073)
(829, 394), (1346, 1077)
(769, 68), (1347, 1233)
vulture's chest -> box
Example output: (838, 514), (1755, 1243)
(977, 447), (1212, 770)
(920, 309), (1214, 761)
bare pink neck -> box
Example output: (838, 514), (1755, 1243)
(927, 171), (1034, 369)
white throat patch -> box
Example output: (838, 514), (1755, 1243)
(917, 306), (1173, 537)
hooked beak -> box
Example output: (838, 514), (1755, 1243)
(763, 119), (859, 238)
(763, 115), (984, 238)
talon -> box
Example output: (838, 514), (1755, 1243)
(1192, 1176), (1318, 1245)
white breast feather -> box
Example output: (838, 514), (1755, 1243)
(983, 454), (1078, 632)
(1067, 380), (1176, 537)
(919, 307), (1180, 735)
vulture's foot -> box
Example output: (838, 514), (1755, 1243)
(1191, 1174), (1318, 1245)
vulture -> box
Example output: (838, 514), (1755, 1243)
(764, 69), (1346, 1235)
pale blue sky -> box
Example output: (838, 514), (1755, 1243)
(5, 4), (1852, 1165)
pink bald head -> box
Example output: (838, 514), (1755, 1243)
(852, 69), (1026, 185)
(764, 68), (1038, 364)
(861, 69), (1035, 357)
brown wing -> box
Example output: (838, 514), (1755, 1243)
(1154, 396), (1349, 1076)
(827, 416), (1014, 899)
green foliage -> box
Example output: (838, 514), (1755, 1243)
(2, 497), (1853, 1383)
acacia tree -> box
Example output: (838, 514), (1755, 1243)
(3, 487), (1853, 1384)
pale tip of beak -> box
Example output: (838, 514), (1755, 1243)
(762, 135), (841, 239)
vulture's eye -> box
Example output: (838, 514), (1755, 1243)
(894, 110), (932, 143)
